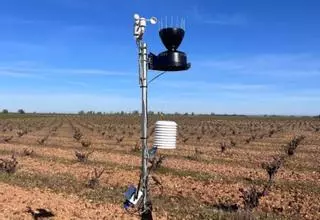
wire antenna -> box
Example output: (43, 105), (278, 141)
(165, 16), (167, 28)
(181, 18), (186, 30)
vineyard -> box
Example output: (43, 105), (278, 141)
(0, 114), (319, 219)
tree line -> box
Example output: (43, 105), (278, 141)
(1, 109), (25, 114)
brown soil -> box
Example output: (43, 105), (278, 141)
(0, 115), (319, 219)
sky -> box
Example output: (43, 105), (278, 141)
(0, 0), (319, 115)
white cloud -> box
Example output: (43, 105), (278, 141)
(147, 91), (320, 115)
(0, 66), (131, 78)
(156, 80), (270, 92)
(0, 70), (44, 79)
(1, 89), (319, 115)
(0, 15), (40, 25)
(47, 68), (130, 76)
(197, 53), (320, 77)
(0, 93), (139, 113)
(65, 81), (88, 87)
(192, 6), (248, 26)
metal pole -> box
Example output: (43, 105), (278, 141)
(139, 40), (152, 219)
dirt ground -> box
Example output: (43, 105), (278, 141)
(0, 115), (319, 219)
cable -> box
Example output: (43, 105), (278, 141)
(147, 71), (166, 85)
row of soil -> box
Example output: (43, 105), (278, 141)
(1, 153), (317, 219)
(0, 144), (319, 193)
(5, 133), (319, 173)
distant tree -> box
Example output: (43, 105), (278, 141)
(132, 110), (139, 115)
(18, 109), (25, 114)
(78, 110), (85, 115)
(86, 111), (95, 115)
(191, 112), (195, 116)
(210, 112), (215, 116)
(184, 112), (189, 116)
(148, 111), (154, 115)
(2, 109), (8, 114)
(96, 112), (102, 115)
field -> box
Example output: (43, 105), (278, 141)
(0, 114), (319, 219)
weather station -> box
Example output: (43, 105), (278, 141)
(123, 14), (191, 219)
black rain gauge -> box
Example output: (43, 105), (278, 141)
(123, 14), (191, 220)
(149, 27), (191, 71)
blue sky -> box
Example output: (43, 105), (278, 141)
(0, 0), (319, 115)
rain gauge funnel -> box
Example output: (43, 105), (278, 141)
(160, 28), (184, 51)
(153, 121), (177, 149)
(148, 27), (191, 71)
